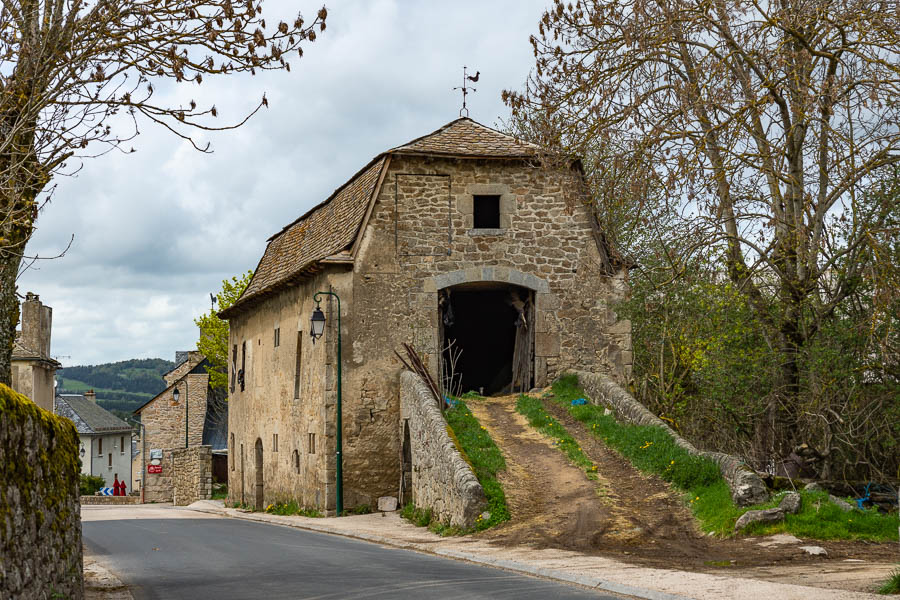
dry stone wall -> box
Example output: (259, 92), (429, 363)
(172, 445), (213, 506)
(399, 371), (485, 528)
(574, 371), (769, 507)
(0, 384), (83, 599)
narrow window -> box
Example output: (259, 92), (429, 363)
(272, 433), (278, 452)
(274, 327), (281, 348)
(98, 438), (103, 456)
(231, 344), (237, 393)
(230, 434), (235, 470)
(120, 436), (125, 454)
(292, 450), (300, 473)
(294, 332), (303, 399)
(308, 433), (316, 454)
(473, 195), (501, 228)
(108, 453), (112, 467)
(239, 341), (246, 391)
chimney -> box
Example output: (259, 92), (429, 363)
(85, 389), (97, 403)
(20, 292), (52, 357)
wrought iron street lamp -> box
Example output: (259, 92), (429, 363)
(172, 382), (188, 448)
(310, 291), (342, 515)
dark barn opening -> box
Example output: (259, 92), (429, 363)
(440, 284), (533, 396)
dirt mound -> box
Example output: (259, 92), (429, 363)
(466, 393), (899, 581)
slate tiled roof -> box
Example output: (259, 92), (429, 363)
(55, 394), (132, 435)
(390, 118), (539, 158)
(12, 337), (61, 367)
(222, 118), (537, 317)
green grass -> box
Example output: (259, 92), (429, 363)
(400, 398), (510, 534)
(879, 567), (900, 595)
(211, 483), (227, 500)
(541, 375), (900, 540)
(443, 398), (511, 531)
(515, 394), (599, 479)
(263, 500), (323, 517)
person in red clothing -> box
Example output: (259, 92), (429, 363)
(119, 479), (127, 496)
(113, 474), (121, 496)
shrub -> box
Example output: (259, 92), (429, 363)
(79, 474), (105, 496)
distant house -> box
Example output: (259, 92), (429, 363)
(133, 351), (227, 502)
(55, 391), (133, 488)
(12, 293), (60, 412)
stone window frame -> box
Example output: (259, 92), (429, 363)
(308, 432), (316, 454)
(274, 325), (281, 348)
(459, 183), (515, 236)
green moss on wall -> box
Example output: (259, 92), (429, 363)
(0, 383), (80, 551)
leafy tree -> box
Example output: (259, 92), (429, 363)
(506, 0), (900, 463)
(195, 270), (251, 392)
(0, 0), (328, 385)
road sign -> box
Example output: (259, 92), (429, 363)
(99, 487), (113, 496)
(148, 464), (163, 474)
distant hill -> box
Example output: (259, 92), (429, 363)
(57, 358), (174, 420)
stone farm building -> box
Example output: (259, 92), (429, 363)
(220, 118), (632, 513)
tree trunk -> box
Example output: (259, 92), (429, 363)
(0, 249), (22, 386)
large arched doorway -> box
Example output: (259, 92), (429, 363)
(440, 283), (534, 395)
(254, 438), (264, 510)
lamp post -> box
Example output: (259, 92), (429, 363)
(173, 380), (188, 448)
(310, 291), (342, 516)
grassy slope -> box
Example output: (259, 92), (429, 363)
(538, 376), (899, 541)
(443, 397), (510, 530)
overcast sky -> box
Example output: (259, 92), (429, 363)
(19, 0), (549, 367)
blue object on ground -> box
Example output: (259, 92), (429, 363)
(856, 482), (872, 509)
(444, 396), (457, 408)
(571, 398), (587, 406)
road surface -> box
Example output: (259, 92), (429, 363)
(82, 505), (622, 600)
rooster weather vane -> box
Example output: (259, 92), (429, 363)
(454, 66), (479, 117)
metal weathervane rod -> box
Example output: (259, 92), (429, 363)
(453, 66), (479, 117)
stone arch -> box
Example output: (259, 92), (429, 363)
(431, 267), (550, 293)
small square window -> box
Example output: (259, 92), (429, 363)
(473, 195), (500, 229)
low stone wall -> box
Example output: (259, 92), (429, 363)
(172, 445), (213, 506)
(399, 371), (486, 528)
(0, 384), (84, 599)
(80, 495), (141, 505)
(574, 371), (769, 507)
(143, 448), (175, 503)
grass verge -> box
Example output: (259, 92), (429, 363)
(878, 567), (900, 595)
(263, 500), (323, 517)
(515, 394), (599, 480)
(442, 398), (511, 531)
(542, 375), (900, 541)
(211, 483), (227, 500)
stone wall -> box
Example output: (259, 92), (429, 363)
(143, 449), (175, 503)
(0, 384), (83, 599)
(574, 371), (769, 507)
(226, 154), (632, 512)
(399, 371), (486, 528)
(80, 496), (141, 505)
(172, 445), (213, 506)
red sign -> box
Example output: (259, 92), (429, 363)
(148, 464), (162, 474)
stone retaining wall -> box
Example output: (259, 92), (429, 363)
(399, 371), (486, 527)
(172, 445), (213, 506)
(80, 495), (141, 505)
(574, 371), (769, 507)
(0, 384), (83, 599)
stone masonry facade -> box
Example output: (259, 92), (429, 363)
(172, 445), (213, 506)
(0, 385), (83, 600)
(225, 119), (632, 513)
(399, 372), (486, 527)
(138, 354), (209, 503)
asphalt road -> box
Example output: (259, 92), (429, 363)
(82, 506), (621, 600)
